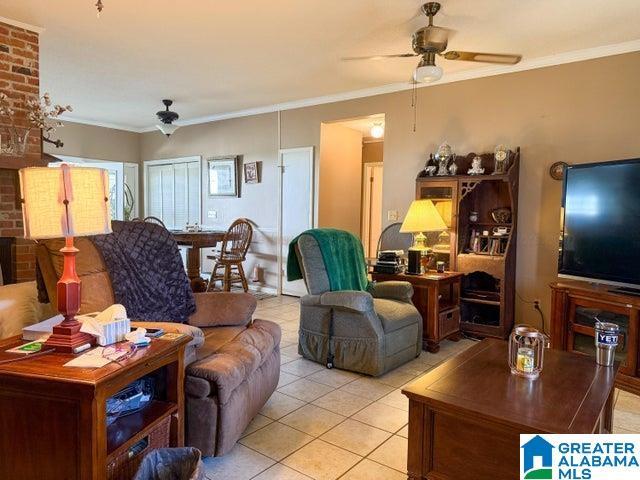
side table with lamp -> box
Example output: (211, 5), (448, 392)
(399, 199), (448, 275)
(19, 164), (112, 353)
(372, 199), (463, 352)
(0, 164), (190, 479)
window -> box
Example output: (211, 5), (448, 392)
(48, 156), (138, 221)
(144, 157), (201, 230)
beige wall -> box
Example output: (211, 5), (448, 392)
(74, 52), (640, 320)
(319, 123), (363, 236)
(140, 113), (280, 289)
(44, 121), (140, 164)
(280, 52), (640, 325)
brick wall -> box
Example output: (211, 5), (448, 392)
(0, 20), (43, 283)
(0, 168), (35, 282)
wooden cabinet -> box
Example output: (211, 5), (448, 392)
(551, 280), (640, 394)
(371, 271), (463, 352)
(415, 149), (520, 339)
(0, 334), (190, 480)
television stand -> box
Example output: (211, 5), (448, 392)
(609, 286), (640, 297)
(550, 280), (640, 396)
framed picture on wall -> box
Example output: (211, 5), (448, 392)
(244, 162), (260, 184)
(208, 156), (239, 197)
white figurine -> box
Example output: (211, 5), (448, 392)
(468, 156), (485, 175)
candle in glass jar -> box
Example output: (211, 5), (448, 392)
(516, 347), (535, 374)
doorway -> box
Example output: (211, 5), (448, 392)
(362, 161), (384, 258)
(279, 147), (315, 297)
(318, 114), (385, 258)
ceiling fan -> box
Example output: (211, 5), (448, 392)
(343, 2), (522, 83)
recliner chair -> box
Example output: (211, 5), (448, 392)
(294, 233), (422, 376)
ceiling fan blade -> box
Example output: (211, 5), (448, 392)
(341, 53), (418, 61)
(442, 51), (522, 64)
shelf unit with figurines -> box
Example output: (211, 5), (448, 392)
(415, 144), (520, 339)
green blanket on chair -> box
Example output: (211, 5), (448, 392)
(287, 228), (370, 292)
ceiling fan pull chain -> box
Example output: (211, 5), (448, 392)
(411, 81), (418, 133)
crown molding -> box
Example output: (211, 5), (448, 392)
(0, 16), (45, 34)
(59, 117), (143, 133)
(66, 39), (640, 133)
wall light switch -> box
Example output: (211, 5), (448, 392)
(208, 210), (218, 220)
(387, 210), (399, 221)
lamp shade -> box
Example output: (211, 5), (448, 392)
(400, 199), (447, 233)
(19, 164), (112, 240)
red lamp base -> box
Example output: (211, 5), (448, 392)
(43, 237), (95, 354)
(44, 322), (95, 354)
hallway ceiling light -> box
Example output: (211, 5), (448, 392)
(370, 123), (384, 139)
(156, 99), (180, 137)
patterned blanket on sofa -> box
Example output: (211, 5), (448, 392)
(90, 221), (196, 323)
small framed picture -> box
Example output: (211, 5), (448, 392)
(244, 162), (260, 184)
(208, 156), (239, 197)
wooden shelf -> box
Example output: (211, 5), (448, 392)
(418, 173), (510, 182)
(461, 297), (501, 306)
(416, 149), (519, 340)
(107, 400), (177, 458)
(458, 252), (505, 259)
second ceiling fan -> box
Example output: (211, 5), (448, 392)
(343, 2), (523, 83)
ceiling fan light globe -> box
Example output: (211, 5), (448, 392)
(156, 123), (179, 137)
(414, 65), (443, 83)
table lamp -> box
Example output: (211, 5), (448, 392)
(400, 199), (447, 274)
(19, 164), (112, 353)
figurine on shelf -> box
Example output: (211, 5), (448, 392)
(448, 159), (458, 175)
(467, 155), (485, 175)
(435, 142), (454, 176)
(493, 144), (510, 175)
(423, 153), (436, 176)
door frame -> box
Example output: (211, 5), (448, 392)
(142, 156), (202, 225)
(278, 146), (316, 296)
(361, 161), (384, 259)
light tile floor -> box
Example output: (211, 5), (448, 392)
(203, 295), (640, 480)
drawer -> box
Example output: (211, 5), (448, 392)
(439, 308), (460, 338)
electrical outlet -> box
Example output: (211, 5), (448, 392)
(208, 210), (218, 220)
(387, 210), (399, 221)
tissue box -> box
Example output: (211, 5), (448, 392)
(97, 317), (131, 346)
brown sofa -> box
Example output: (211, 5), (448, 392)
(36, 238), (281, 457)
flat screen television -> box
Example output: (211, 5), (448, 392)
(559, 158), (640, 290)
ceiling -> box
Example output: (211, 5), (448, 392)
(331, 114), (386, 139)
(1, 0), (639, 131)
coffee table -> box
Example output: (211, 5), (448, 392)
(402, 338), (618, 480)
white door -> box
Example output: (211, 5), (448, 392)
(280, 147), (315, 297)
(361, 162), (384, 258)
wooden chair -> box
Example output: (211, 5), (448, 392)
(206, 218), (253, 292)
(143, 216), (167, 229)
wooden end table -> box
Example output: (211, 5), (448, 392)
(402, 338), (618, 480)
(371, 271), (463, 352)
(0, 333), (190, 480)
